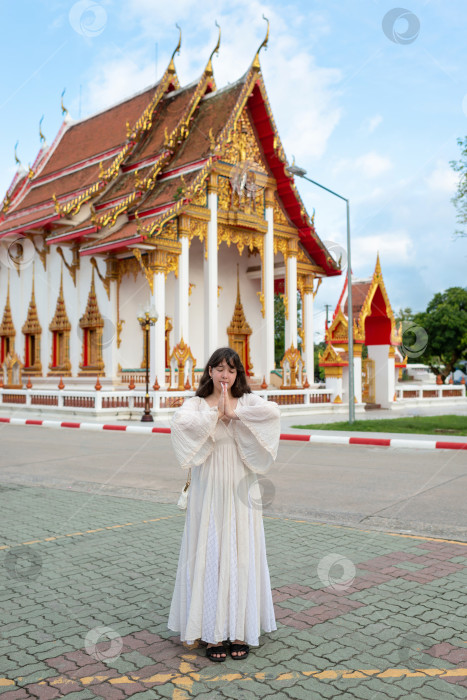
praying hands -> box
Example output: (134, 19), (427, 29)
(217, 382), (238, 422)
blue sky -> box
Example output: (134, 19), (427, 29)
(1, 0), (466, 340)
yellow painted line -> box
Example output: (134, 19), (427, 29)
(0, 513), (185, 550)
(264, 516), (467, 546)
(0, 679), (15, 687)
(16, 667), (466, 688)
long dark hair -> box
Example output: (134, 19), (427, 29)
(196, 347), (252, 398)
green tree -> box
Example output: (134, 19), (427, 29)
(413, 287), (467, 381)
(274, 294), (285, 366)
(274, 291), (303, 367)
(314, 341), (326, 382)
(450, 136), (467, 237)
(395, 307), (414, 325)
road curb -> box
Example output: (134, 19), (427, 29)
(1, 416), (466, 450)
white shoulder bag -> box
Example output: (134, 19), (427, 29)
(177, 468), (191, 510)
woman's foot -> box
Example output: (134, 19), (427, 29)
(230, 639), (249, 658)
(206, 642), (227, 661)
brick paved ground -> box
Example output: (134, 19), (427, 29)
(0, 482), (466, 699)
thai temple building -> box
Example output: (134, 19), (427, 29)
(319, 255), (407, 408)
(0, 27), (341, 392)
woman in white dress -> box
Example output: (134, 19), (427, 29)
(168, 347), (281, 661)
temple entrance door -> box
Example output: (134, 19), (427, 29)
(362, 358), (375, 404)
(231, 337), (247, 372)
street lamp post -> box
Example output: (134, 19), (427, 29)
(287, 163), (355, 423)
(137, 306), (158, 422)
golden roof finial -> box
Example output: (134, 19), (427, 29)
(375, 251), (382, 276)
(168, 24), (182, 74)
(252, 15), (269, 70)
(206, 21), (221, 75)
(39, 115), (46, 144)
(61, 88), (69, 117)
(14, 141), (21, 167)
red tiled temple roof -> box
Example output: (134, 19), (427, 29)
(0, 51), (341, 277)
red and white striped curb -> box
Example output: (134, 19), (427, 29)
(1, 417), (466, 451)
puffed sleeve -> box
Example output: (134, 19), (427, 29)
(170, 396), (218, 469)
(233, 392), (281, 474)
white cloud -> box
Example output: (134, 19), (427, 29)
(353, 232), (414, 267)
(84, 50), (156, 114)
(367, 115), (382, 133)
(355, 152), (392, 177)
(80, 0), (342, 160)
(425, 160), (459, 195)
(332, 151), (392, 179)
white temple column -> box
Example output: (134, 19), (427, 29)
(263, 189), (275, 380)
(204, 173), (218, 359)
(104, 270), (119, 382)
(149, 249), (166, 388)
(285, 239), (298, 349)
(303, 274), (315, 383)
(175, 229), (189, 344)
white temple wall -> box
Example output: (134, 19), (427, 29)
(367, 344), (393, 408)
(327, 375), (343, 403)
(116, 270), (146, 371)
(188, 238), (205, 367)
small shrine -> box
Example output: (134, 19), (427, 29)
(2, 351), (23, 388)
(227, 266), (253, 376)
(319, 255), (406, 407)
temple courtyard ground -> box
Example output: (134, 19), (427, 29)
(0, 423), (466, 699)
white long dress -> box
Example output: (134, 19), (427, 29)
(167, 392), (280, 646)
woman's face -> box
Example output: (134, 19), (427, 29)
(209, 358), (237, 393)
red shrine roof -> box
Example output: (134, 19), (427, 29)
(0, 43), (340, 277)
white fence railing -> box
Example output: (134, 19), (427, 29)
(0, 383), (463, 416)
(395, 383), (466, 400)
(0, 387), (334, 414)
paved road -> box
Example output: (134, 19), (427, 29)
(1, 483), (466, 698)
(1, 424), (467, 698)
(0, 424), (466, 541)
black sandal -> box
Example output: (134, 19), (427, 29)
(230, 642), (250, 659)
(206, 643), (227, 662)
